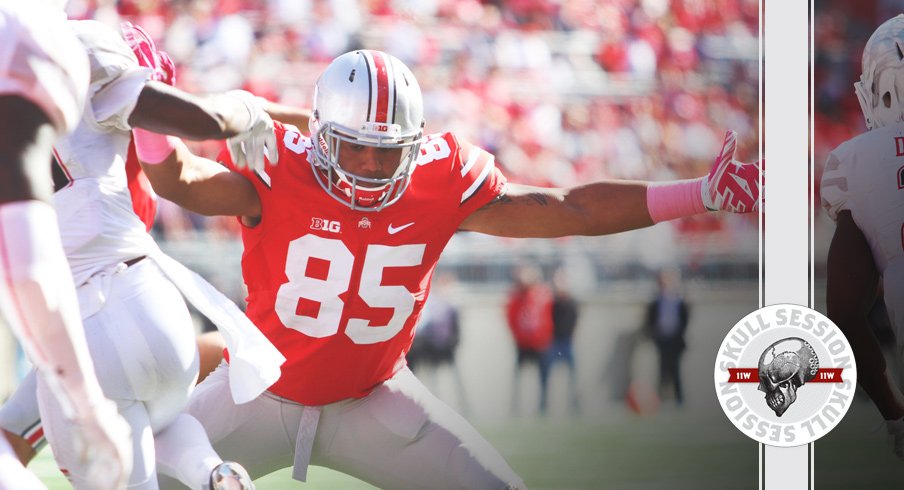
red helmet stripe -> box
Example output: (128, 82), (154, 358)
(365, 50), (393, 124)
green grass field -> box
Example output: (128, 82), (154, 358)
(33, 413), (757, 490)
(30, 401), (904, 489)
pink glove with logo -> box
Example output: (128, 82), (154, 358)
(702, 130), (762, 213)
(646, 130), (761, 223)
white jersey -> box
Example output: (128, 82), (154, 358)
(821, 123), (904, 331)
(0, 2), (88, 133)
(53, 20), (156, 287)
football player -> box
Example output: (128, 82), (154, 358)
(137, 49), (761, 488)
(821, 14), (904, 460)
(0, 2), (130, 489)
(0, 17), (294, 490)
(1, 332), (226, 466)
(0, 21), (312, 483)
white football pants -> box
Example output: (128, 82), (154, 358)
(37, 258), (200, 489)
(167, 363), (525, 489)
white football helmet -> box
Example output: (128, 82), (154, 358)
(856, 14), (904, 130)
(309, 50), (425, 211)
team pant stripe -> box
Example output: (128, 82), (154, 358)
(26, 426), (45, 448)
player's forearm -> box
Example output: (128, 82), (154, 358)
(564, 180), (655, 235)
(130, 82), (260, 141)
(462, 181), (653, 237)
(139, 140), (261, 217)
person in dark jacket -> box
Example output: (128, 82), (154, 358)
(644, 267), (690, 407)
(543, 268), (580, 414)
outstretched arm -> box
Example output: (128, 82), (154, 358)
(460, 181), (652, 237)
(128, 81), (264, 140)
(461, 131), (760, 238)
(138, 139), (261, 220)
(121, 22), (276, 171)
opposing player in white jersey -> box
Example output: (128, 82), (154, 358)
(0, 2), (132, 489)
(0, 18), (289, 490)
(135, 50), (760, 488)
(822, 14), (904, 461)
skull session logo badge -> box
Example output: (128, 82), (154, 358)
(757, 338), (820, 417)
(714, 304), (857, 447)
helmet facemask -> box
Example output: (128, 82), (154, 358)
(856, 14), (904, 130)
(308, 50), (426, 212)
(310, 119), (422, 211)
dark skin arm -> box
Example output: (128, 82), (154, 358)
(459, 181), (654, 237)
(127, 81), (254, 140)
(827, 211), (880, 327)
(826, 210), (904, 420)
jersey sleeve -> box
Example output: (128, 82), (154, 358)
(69, 20), (152, 132)
(820, 150), (850, 221)
(448, 135), (507, 216)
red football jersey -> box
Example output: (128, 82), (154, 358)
(505, 284), (554, 351)
(222, 122), (507, 405)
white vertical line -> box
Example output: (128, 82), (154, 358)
(763, 0), (810, 488)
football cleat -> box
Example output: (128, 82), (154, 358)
(209, 461), (255, 490)
(886, 418), (904, 460)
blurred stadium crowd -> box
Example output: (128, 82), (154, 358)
(66, 0), (759, 245)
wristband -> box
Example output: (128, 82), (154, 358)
(133, 128), (178, 164)
(646, 177), (708, 223)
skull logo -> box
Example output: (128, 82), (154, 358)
(757, 337), (819, 417)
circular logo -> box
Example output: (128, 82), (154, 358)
(713, 304), (857, 447)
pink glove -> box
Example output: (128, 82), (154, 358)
(703, 130), (761, 213)
(120, 21), (175, 86)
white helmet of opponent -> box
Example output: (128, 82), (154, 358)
(309, 50), (425, 211)
(856, 14), (904, 130)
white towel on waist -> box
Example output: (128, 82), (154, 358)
(147, 248), (284, 404)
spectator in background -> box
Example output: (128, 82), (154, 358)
(506, 263), (554, 415)
(407, 272), (469, 414)
(544, 267), (580, 415)
(644, 267), (690, 407)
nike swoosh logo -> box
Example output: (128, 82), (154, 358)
(387, 222), (414, 235)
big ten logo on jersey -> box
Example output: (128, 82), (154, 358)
(416, 136), (451, 165)
(311, 217), (341, 233)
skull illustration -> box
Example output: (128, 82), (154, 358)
(757, 337), (819, 417)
